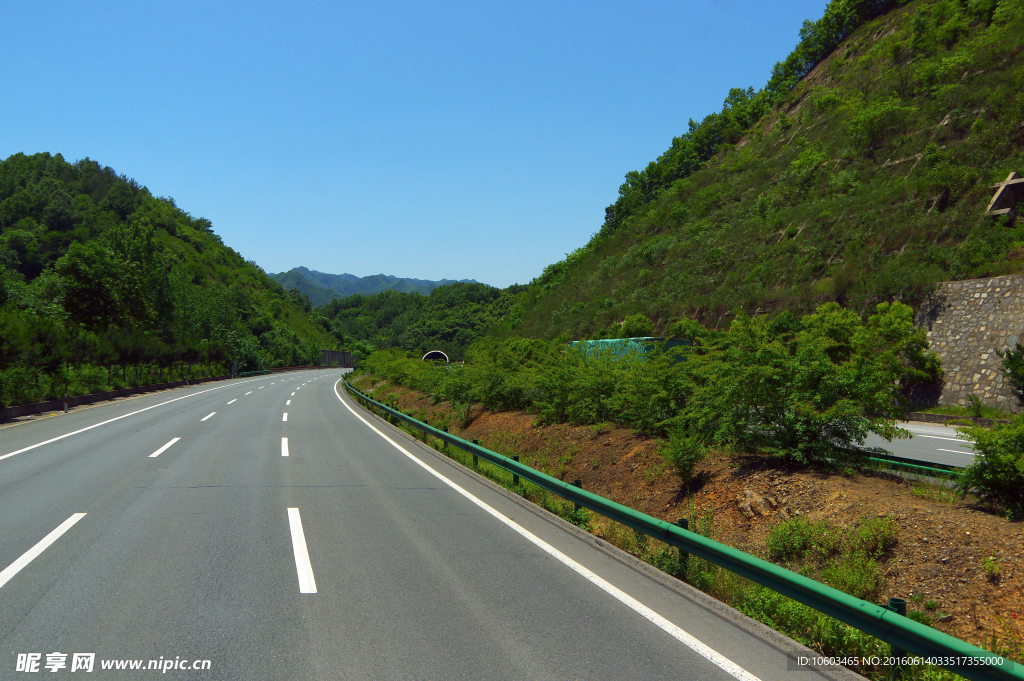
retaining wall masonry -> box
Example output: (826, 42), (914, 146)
(915, 274), (1024, 413)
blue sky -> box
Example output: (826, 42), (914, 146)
(1, 0), (827, 288)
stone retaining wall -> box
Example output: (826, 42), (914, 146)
(915, 274), (1024, 412)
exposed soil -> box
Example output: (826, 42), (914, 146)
(353, 376), (1024, 656)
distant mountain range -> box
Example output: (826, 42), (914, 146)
(270, 267), (481, 307)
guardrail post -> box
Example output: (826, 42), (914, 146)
(573, 479), (582, 512)
(677, 518), (690, 575)
(512, 455), (520, 485)
(889, 597), (907, 681)
(472, 440), (479, 468)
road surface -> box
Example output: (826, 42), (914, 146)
(0, 370), (858, 680)
(864, 421), (976, 468)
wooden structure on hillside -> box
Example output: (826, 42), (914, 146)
(985, 171), (1024, 221)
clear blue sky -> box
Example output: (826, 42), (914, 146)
(1, 0), (827, 288)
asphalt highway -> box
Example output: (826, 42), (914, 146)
(0, 370), (859, 680)
(864, 421), (976, 468)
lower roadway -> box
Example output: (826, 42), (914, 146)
(0, 370), (859, 680)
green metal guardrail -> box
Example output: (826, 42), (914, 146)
(343, 378), (1019, 681)
(868, 453), (964, 478)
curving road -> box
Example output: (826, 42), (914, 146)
(0, 370), (858, 680)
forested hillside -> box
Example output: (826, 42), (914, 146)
(271, 266), (480, 306)
(510, 0), (1024, 340)
(0, 152), (339, 406)
(320, 282), (524, 360)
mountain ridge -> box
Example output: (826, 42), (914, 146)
(270, 266), (481, 306)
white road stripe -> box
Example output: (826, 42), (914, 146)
(227, 399), (237, 405)
(0, 379), (259, 464)
(287, 508), (317, 593)
(286, 400), (291, 405)
(245, 391), (253, 395)
(149, 438), (180, 458)
(282, 413), (288, 422)
(282, 437), (289, 457)
(937, 448), (973, 455)
(291, 392), (295, 396)
(332, 380), (761, 681)
(200, 412), (216, 422)
(259, 386), (265, 390)
(912, 434), (969, 443)
(0, 513), (87, 589)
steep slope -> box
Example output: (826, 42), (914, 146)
(510, 0), (1024, 340)
(271, 266), (480, 302)
(0, 152), (339, 405)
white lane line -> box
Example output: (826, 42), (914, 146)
(200, 412), (216, 422)
(912, 434), (969, 443)
(286, 400), (291, 406)
(227, 399), (237, 405)
(287, 508), (317, 593)
(282, 413), (288, 422)
(281, 437), (289, 457)
(0, 379), (259, 464)
(291, 392), (295, 396)
(937, 448), (973, 455)
(259, 386), (265, 390)
(149, 438), (180, 458)
(245, 391), (253, 395)
(332, 380), (761, 681)
(0, 513), (87, 590)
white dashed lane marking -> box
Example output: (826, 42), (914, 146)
(149, 438), (180, 458)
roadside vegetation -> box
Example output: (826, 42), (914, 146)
(507, 0), (1024, 339)
(0, 153), (339, 407)
(318, 282), (525, 362)
(361, 302), (940, 470)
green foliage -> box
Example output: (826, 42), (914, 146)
(512, 0), (1024, 341)
(0, 152), (334, 405)
(767, 515), (896, 601)
(956, 416), (1024, 518)
(670, 302), (932, 466)
(363, 302), (937, 471)
(996, 342), (1024, 403)
(616, 313), (655, 338)
(320, 282), (523, 361)
(983, 555), (1002, 581)
(658, 431), (708, 481)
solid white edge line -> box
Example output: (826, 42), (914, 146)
(287, 508), (317, 593)
(0, 378), (261, 463)
(332, 379), (761, 681)
(200, 412), (216, 422)
(282, 413), (288, 422)
(0, 513), (87, 589)
(282, 437), (289, 457)
(149, 437), (180, 458)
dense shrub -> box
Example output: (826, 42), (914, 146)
(359, 301), (939, 468)
(957, 417), (1024, 518)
